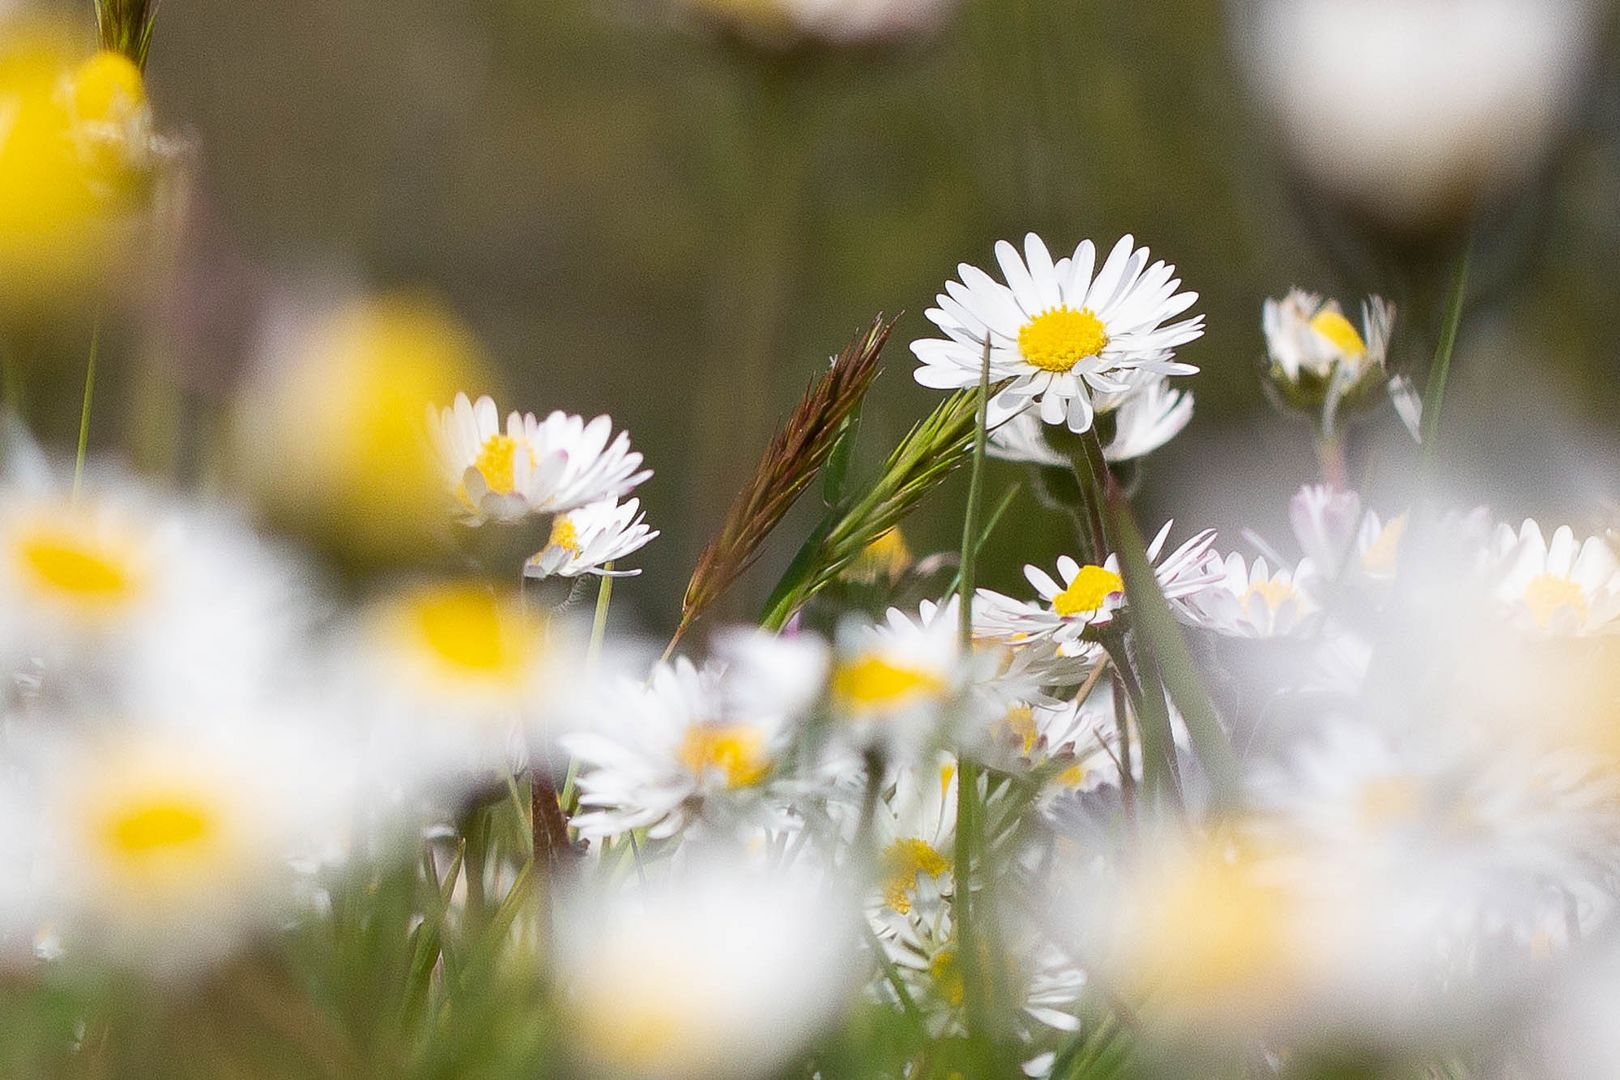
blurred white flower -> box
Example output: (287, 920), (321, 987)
(828, 598), (965, 754)
(433, 392), (649, 526)
(555, 856), (857, 1080)
(22, 717), (361, 974)
(348, 580), (564, 786)
(1238, 0), (1603, 227)
(1486, 519), (1620, 636)
(912, 234), (1202, 434)
(0, 483), (310, 713)
(564, 631), (828, 841)
(674, 0), (958, 46)
(524, 496), (658, 580)
(975, 522), (1221, 648)
(1263, 290), (1396, 429)
(1181, 552), (1322, 638)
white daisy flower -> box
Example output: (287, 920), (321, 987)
(0, 483), (310, 714)
(864, 759), (960, 924)
(912, 233), (1203, 434)
(555, 855), (857, 1080)
(828, 598), (966, 755)
(974, 522), (1221, 648)
(432, 392), (649, 526)
(1263, 290), (1395, 425)
(21, 717), (362, 974)
(563, 631), (828, 842)
(988, 375), (1194, 466)
(1180, 552), (1322, 638)
(988, 696), (1119, 796)
(524, 497), (658, 580)
(347, 580), (565, 787)
(1486, 520), (1620, 635)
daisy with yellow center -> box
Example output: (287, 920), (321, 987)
(840, 526), (914, 585)
(1262, 290), (1396, 422)
(974, 522), (1221, 651)
(565, 631), (826, 841)
(523, 496), (658, 581)
(913, 232), (1203, 433)
(7, 511), (149, 622)
(1180, 551), (1321, 639)
(433, 392), (650, 527)
(1489, 520), (1620, 636)
(828, 601), (963, 754)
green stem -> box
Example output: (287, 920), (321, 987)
(586, 565), (614, 668)
(957, 339), (992, 646)
(1420, 243), (1472, 455)
(73, 312), (103, 501)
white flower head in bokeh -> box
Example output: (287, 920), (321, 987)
(1487, 520), (1620, 636)
(1181, 552), (1322, 639)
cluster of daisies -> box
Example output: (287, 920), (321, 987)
(7, 226), (1620, 1080)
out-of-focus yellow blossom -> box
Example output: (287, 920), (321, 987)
(839, 526), (912, 585)
(235, 293), (486, 564)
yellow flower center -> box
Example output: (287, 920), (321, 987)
(842, 527), (913, 584)
(1523, 574), (1589, 629)
(929, 947), (965, 1007)
(1055, 762), (1089, 789)
(1018, 306), (1109, 373)
(677, 725), (771, 788)
(1127, 845), (1294, 1003)
(102, 798), (213, 857)
(15, 523), (143, 611)
(1244, 577), (1296, 613)
(405, 585), (537, 681)
(1309, 308), (1367, 359)
(1052, 565), (1124, 618)
(1360, 516), (1406, 576)
(69, 51), (145, 127)
(473, 433), (522, 495)
(995, 704), (1038, 755)
(547, 514), (581, 555)
(832, 656), (946, 711)
(882, 837), (950, 914)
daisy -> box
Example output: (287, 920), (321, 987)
(432, 392), (649, 526)
(563, 631), (828, 841)
(864, 759), (959, 924)
(828, 598), (967, 755)
(348, 580), (564, 786)
(988, 375), (1194, 466)
(988, 696), (1120, 796)
(1486, 519), (1620, 635)
(1263, 290), (1395, 421)
(24, 717), (362, 974)
(0, 483), (311, 714)
(523, 497), (658, 580)
(555, 855), (856, 1080)
(974, 522), (1221, 648)
(1180, 552), (1322, 638)
(912, 233), (1203, 433)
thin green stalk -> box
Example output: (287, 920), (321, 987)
(72, 313), (103, 501)
(1421, 243), (1472, 455)
(586, 565), (614, 666)
(944, 482), (1021, 597)
(957, 338), (992, 645)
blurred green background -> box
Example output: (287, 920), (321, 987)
(27, 0), (1620, 633)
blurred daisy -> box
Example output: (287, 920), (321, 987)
(1263, 290), (1395, 423)
(556, 856), (856, 1080)
(866, 760), (958, 923)
(680, 0), (958, 45)
(988, 696), (1119, 796)
(564, 631), (828, 841)
(839, 526), (914, 585)
(351, 580), (562, 783)
(975, 523), (1221, 647)
(1487, 520), (1620, 635)
(524, 497), (657, 580)
(29, 719), (359, 973)
(0, 483), (308, 711)
(912, 234), (1203, 433)
(432, 392), (649, 526)
(829, 599), (965, 754)
(1181, 552), (1322, 638)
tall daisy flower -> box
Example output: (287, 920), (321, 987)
(1263, 290), (1396, 424)
(524, 497), (658, 580)
(912, 234), (1203, 433)
(974, 523), (1221, 649)
(432, 393), (650, 526)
